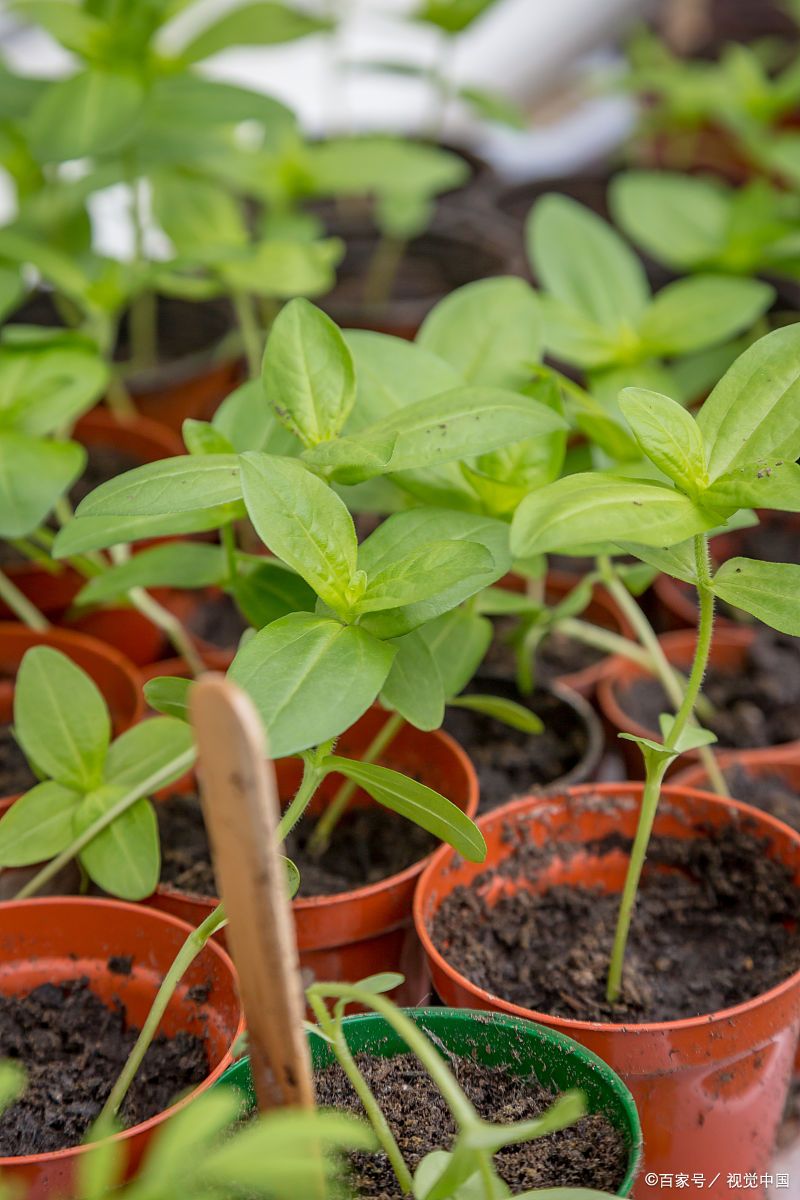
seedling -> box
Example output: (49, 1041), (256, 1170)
(510, 324), (800, 1003)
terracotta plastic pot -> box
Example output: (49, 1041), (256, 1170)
(0, 897), (244, 1200)
(414, 782), (800, 1195)
(216, 1009), (642, 1198)
(596, 626), (799, 778)
(0, 623), (143, 729)
(495, 570), (634, 697)
(148, 706), (478, 1004)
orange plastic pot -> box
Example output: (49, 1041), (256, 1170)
(0, 623), (143, 730)
(596, 626), (798, 778)
(0, 897), (244, 1200)
(139, 647), (235, 689)
(414, 782), (800, 1195)
(148, 706), (478, 1004)
(131, 355), (242, 433)
(496, 570), (633, 697)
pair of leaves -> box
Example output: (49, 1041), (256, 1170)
(0, 649), (193, 900)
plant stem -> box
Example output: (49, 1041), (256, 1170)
(277, 757), (327, 842)
(307, 712), (405, 856)
(97, 903), (228, 1125)
(0, 569), (49, 631)
(233, 291), (263, 379)
(221, 522), (238, 586)
(127, 166), (158, 372)
(128, 586), (205, 677)
(558, 618), (656, 670)
(14, 746), (197, 900)
(363, 237), (406, 308)
(106, 369), (138, 420)
(307, 994), (413, 1196)
(605, 534), (716, 1003)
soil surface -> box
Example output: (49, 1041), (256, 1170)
(443, 683), (591, 812)
(620, 630), (800, 749)
(0, 724), (35, 795)
(186, 592), (248, 650)
(485, 619), (605, 684)
(0, 976), (208, 1155)
(157, 792), (437, 898)
(315, 1050), (628, 1198)
(431, 816), (800, 1023)
(71, 446), (143, 509)
(724, 765), (800, 832)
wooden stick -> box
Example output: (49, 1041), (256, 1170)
(190, 674), (315, 1112)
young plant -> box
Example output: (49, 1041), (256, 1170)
(510, 323), (800, 1003)
(610, 171), (800, 282)
(307, 975), (614, 1200)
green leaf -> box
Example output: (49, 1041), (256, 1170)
(417, 278), (541, 389)
(218, 237), (343, 301)
(304, 387), (567, 480)
(358, 510), (510, 638)
(697, 325), (800, 480)
(10, 1), (106, 56)
(143, 677), (192, 721)
(344, 330), (461, 429)
(538, 299), (623, 370)
(28, 69), (143, 162)
(712, 557), (800, 635)
(511, 473), (717, 558)
(418, 609), (493, 699)
(213, 379), (289, 454)
(528, 194), (649, 328)
(77, 544), (226, 607)
(76, 455), (242, 518)
(263, 299), (355, 448)
(357, 541), (493, 614)
(415, 0), (499, 32)
(322, 756), (486, 862)
(0, 341), (108, 436)
(353, 972), (405, 994)
(240, 453), (358, 614)
(618, 732), (679, 773)
(233, 560), (316, 629)
(307, 137), (468, 201)
(76, 787), (160, 901)
(183, 420), (234, 456)
(618, 387), (708, 495)
(151, 174), (248, 257)
(610, 170), (729, 270)
(638, 275), (774, 356)
(658, 715), (717, 752)
(0, 781), (82, 866)
(0, 434), (85, 538)
(380, 629), (445, 730)
(703, 459), (800, 512)
(283, 856), (300, 899)
(104, 718), (195, 791)
(458, 85), (527, 129)
(448, 693), (543, 733)
(176, 1), (333, 63)
(228, 614), (395, 757)
(52, 502), (246, 556)
(15, 647), (110, 791)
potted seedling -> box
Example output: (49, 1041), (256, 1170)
(415, 323), (800, 1187)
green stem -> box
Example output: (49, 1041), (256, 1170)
(307, 994), (413, 1196)
(233, 291), (263, 379)
(106, 370), (138, 420)
(14, 746), (197, 900)
(606, 535), (716, 1003)
(558, 618), (656, 670)
(0, 569), (49, 631)
(221, 522), (238, 587)
(277, 756), (327, 842)
(308, 712), (405, 856)
(129, 290), (158, 374)
(97, 903), (228, 1125)
(363, 237), (406, 308)
(129, 587), (205, 677)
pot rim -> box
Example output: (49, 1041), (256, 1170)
(0, 896), (245, 1168)
(413, 780), (800, 1036)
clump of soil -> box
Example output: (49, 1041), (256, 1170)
(71, 446), (143, 509)
(619, 630), (800, 749)
(186, 592), (248, 650)
(724, 764), (800, 832)
(0, 976), (208, 1155)
(485, 619), (605, 685)
(315, 1050), (628, 1198)
(431, 816), (800, 1024)
(0, 724), (35, 795)
(157, 793), (437, 898)
(443, 683), (591, 812)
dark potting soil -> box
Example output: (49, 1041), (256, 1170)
(443, 685), (589, 813)
(0, 723), (35, 795)
(431, 817), (800, 1024)
(157, 792), (438, 898)
(186, 592), (248, 650)
(734, 517), (800, 567)
(0, 976), (208, 1155)
(115, 296), (234, 368)
(485, 618), (605, 685)
(315, 1050), (627, 1198)
(724, 764), (800, 832)
(620, 630), (800, 749)
(70, 446), (143, 510)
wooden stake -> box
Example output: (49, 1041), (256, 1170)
(190, 674), (315, 1112)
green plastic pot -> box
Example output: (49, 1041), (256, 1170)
(215, 1008), (642, 1197)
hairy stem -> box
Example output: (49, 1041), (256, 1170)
(0, 569), (49, 631)
(606, 535), (716, 1002)
(307, 712), (405, 856)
